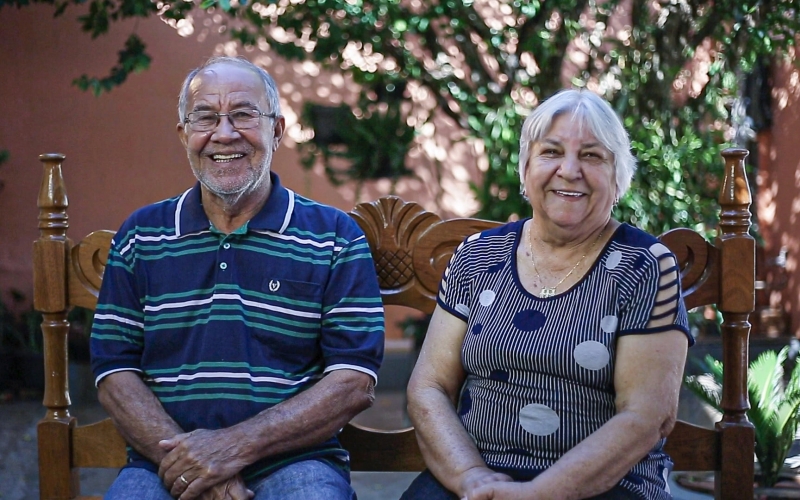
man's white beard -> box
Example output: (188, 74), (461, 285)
(190, 152), (272, 209)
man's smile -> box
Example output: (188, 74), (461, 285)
(210, 153), (245, 163)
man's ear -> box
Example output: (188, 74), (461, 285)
(272, 116), (286, 151)
(177, 122), (188, 148)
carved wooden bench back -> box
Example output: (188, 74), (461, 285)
(34, 149), (754, 499)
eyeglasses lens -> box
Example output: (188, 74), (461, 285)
(188, 110), (262, 131)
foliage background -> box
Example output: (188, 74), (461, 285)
(3, 0), (797, 235)
(685, 347), (800, 487)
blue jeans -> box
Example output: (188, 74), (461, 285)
(105, 461), (356, 500)
(399, 470), (458, 500)
(400, 469), (641, 500)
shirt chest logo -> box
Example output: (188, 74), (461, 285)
(269, 280), (281, 292)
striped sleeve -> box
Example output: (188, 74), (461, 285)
(320, 215), (385, 383)
(89, 221), (147, 385)
(618, 242), (692, 344)
(436, 236), (476, 322)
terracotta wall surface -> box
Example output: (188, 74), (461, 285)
(2, 5), (800, 339)
(758, 57), (800, 337)
(1, 6), (237, 298)
(0, 5), (486, 342)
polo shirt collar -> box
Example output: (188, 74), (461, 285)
(176, 172), (294, 236)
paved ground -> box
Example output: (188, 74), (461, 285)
(0, 386), (713, 500)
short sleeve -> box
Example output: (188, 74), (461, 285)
(320, 215), (385, 383)
(90, 222), (147, 385)
(436, 235), (478, 322)
(617, 241), (693, 345)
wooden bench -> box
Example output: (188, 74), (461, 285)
(34, 148), (755, 499)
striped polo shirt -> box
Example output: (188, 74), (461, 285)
(438, 220), (691, 499)
(90, 172), (385, 481)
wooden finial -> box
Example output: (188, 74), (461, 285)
(34, 153), (72, 418)
(716, 147), (755, 426)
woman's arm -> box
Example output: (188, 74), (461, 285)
(407, 305), (514, 496)
(466, 329), (688, 500)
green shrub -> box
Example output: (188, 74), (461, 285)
(685, 346), (800, 487)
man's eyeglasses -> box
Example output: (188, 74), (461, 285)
(184, 109), (278, 132)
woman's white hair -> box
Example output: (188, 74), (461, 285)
(518, 89), (637, 200)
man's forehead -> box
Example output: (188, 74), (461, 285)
(188, 63), (267, 106)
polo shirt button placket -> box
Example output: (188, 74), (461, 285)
(217, 238), (232, 283)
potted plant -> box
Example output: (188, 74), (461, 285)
(0, 292), (23, 394)
(299, 101), (415, 187)
(0, 285), (93, 399)
(15, 309), (45, 394)
(683, 346), (800, 493)
(0, 290), (44, 395)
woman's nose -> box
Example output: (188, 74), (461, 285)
(557, 153), (582, 179)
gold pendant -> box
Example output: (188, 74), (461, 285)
(540, 286), (556, 298)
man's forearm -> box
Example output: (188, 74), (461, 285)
(230, 369), (375, 464)
(98, 370), (184, 464)
(151, 368), (374, 497)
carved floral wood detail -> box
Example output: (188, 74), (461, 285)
(350, 196), (499, 312)
(350, 197), (440, 310)
(660, 228), (720, 311)
(413, 218), (500, 297)
(71, 230), (115, 301)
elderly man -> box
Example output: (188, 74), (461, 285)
(90, 56), (384, 500)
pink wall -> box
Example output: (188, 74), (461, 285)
(0, 5), (488, 342)
(1, 6), (227, 297)
(0, 6), (387, 251)
(758, 56), (800, 337)
(2, 5), (800, 339)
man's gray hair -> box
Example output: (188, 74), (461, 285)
(518, 89), (637, 199)
(178, 56), (282, 123)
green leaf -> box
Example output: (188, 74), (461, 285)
(748, 348), (785, 414)
(72, 34), (150, 95)
(689, 347), (800, 487)
(684, 373), (722, 410)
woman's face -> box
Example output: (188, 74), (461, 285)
(524, 113), (616, 235)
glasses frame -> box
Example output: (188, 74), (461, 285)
(184, 109), (279, 132)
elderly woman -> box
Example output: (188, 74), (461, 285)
(403, 89), (693, 500)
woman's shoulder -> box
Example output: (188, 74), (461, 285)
(467, 219), (523, 241)
(612, 223), (670, 252)
(445, 220), (522, 282)
(604, 224), (677, 280)
(456, 219), (523, 252)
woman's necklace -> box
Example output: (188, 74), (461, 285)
(527, 223), (604, 298)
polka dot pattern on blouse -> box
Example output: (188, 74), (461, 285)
(437, 220), (691, 500)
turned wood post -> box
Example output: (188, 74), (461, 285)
(715, 147), (755, 499)
(34, 153), (79, 499)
